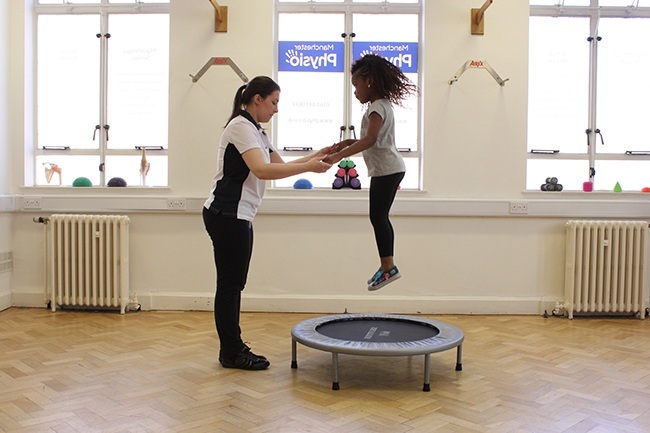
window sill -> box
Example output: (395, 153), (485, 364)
(4, 189), (649, 218)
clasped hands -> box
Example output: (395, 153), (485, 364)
(319, 139), (356, 164)
(304, 140), (353, 173)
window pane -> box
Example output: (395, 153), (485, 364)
(107, 14), (169, 150)
(277, 14), (345, 148)
(36, 155), (100, 186)
(352, 14), (419, 154)
(38, 15), (100, 150)
(595, 160), (650, 191)
(598, 0), (644, 5)
(274, 155), (418, 189)
(528, 16), (589, 154)
(274, 156), (366, 189)
(105, 154), (168, 187)
(354, 0), (418, 3)
(529, 0), (590, 5)
(39, 0), (100, 3)
(526, 159), (588, 191)
(596, 18), (650, 154)
(276, 7), (421, 191)
(110, 0), (169, 3)
(399, 156), (419, 189)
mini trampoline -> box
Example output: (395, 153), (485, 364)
(291, 313), (464, 391)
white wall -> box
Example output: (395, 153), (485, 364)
(0, 0), (13, 311)
(6, 0), (650, 315)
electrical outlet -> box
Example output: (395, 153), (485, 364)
(22, 197), (42, 209)
(166, 198), (186, 210)
(509, 201), (529, 215)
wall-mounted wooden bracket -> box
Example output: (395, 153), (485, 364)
(471, 0), (493, 35)
(448, 60), (508, 86)
(208, 0), (228, 32)
(190, 57), (249, 83)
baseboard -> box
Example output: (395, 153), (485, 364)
(11, 292), (47, 309)
(0, 290), (12, 312)
(241, 294), (555, 315)
(135, 291), (213, 311)
(128, 292), (556, 315)
(10, 290), (557, 315)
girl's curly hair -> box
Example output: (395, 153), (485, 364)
(351, 54), (419, 106)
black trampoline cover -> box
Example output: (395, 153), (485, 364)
(316, 318), (439, 343)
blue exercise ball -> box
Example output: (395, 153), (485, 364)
(107, 177), (127, 187)
(293, 179), (313, 189)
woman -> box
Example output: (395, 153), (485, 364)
(203, 76), (332, 370)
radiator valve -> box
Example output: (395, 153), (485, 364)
(551, 301), (565, 317)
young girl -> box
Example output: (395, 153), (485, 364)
(203, 76), (332, 370)
(324, 54), (418, 291)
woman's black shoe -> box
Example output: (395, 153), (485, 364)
(219, 346), (270, 370)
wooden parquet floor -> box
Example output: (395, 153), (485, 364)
(1, 309), (650, 433)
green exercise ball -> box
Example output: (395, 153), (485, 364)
(72, 177), (93, 187)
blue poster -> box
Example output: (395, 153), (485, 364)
(278, 41), (345, 72)
(278, 41), (418, 74)
(353, 42), (418, 74)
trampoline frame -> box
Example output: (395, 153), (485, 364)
(291, 313), (464, 391)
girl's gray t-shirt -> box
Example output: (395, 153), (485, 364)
(360, 98), (405, 177)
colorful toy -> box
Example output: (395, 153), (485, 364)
(332, 159), (361, 190)
(613, 181), (622, 192)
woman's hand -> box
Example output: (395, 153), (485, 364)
(307, 157), (332, 173)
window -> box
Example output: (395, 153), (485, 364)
(273, 0), (422, 190)
(528, 1), (650, 192)
(33, 0), (170, 187)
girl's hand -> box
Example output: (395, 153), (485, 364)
(331, 139), (355, 153)
(329, 143), (342, 153)
(315, 145), (336, 159)
(322, 152), (342, 165)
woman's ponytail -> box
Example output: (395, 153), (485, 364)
(224, 76), (280, 126)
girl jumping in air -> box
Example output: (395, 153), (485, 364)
(324, 54), (418, 291)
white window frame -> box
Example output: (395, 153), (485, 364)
(30, 0), (170, 187)
(528, 0), (650, 191)
(272, 0), (423, 190)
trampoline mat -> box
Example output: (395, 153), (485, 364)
(316, 318), (440, 343)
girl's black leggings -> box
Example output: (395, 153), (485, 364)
(369, 171), (405, 258)
(202, 207), (253, 358)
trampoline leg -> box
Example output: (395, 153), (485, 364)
(455, 344), (463, 371)
(291, 339), (298, 369)
(332, 353), (340, 390)
(423, 353), (431, 392)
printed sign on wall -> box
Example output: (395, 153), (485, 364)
(278, 41), (345, 72)
(278, 41), (418, 73)
(353, 42), (418, 74)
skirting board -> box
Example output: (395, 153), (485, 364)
(11, 291), (557, 315)
(0, 291), (11, 312)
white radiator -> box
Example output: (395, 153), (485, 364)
(564, 220), (649, 319)
(46, 214), (130, 314)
